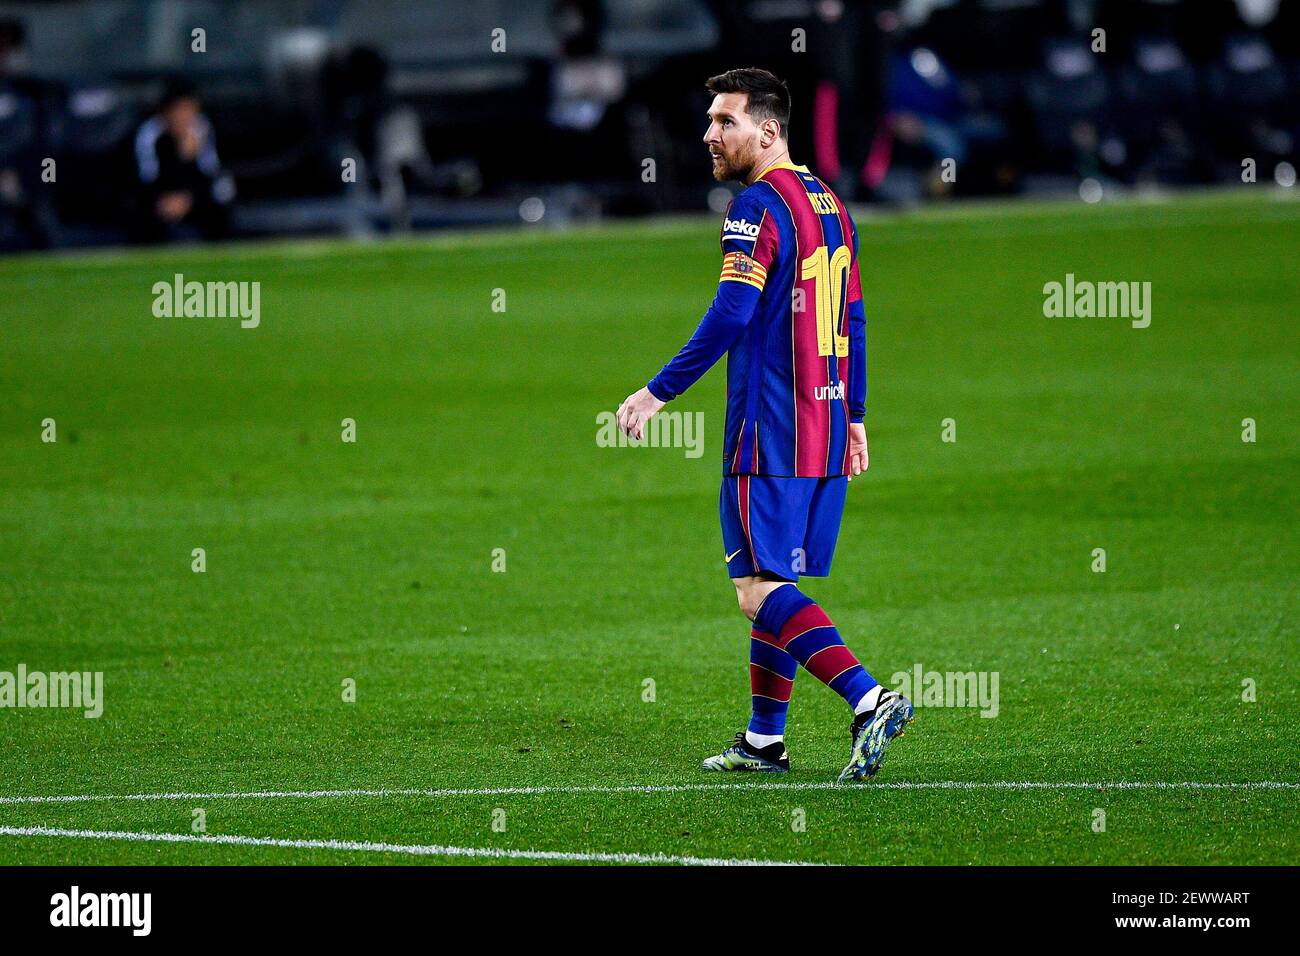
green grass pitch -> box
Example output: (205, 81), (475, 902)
(0, 191), (1296, 865)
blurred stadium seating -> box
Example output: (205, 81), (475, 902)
(0, 0), (1297, 251)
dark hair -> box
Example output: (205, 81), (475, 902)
(159, 77), (199, 110)
(705, 68), (791, 139)
(0, 18), (26, 48)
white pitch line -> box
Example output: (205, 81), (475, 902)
(0, 826), (812, 866)
(0, 780), (1297, 806)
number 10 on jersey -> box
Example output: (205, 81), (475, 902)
(800, 244), (851, 357)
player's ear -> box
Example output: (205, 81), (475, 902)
(760, 118), (780, 148)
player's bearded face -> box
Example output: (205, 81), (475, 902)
(705, 94), (763, 183)
(710, 130), (760, 182)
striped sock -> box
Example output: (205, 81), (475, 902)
(752, 584), (878, 710)
(748, 626), (797, 737)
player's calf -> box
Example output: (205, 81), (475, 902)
(752, 584), (880, 713)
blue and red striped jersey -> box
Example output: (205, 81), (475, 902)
(647, 161), (867, 477)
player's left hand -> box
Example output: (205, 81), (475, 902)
(616, 387), (666, 441)
(847, 422), (869, 480)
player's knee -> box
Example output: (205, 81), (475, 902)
(733, 580), (765, 621)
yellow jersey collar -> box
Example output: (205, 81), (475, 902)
(756, 160), (809, 181)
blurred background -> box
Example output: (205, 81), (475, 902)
(1, 0), (1297, 252)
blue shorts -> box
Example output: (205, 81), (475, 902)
(719, 474), (848, 580)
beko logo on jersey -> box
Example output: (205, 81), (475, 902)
(814, 383), (846, 401)
(723, 217), (760, 238)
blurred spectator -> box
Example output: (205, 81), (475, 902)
(549, 0), (624, 132)
(0, 17), (58, 249)
(881, 46), (969, 198)
(809, 1), (898, 203)
(132, 79), (234, 242)
(0, 16), (29, 74)
(541, 0), (627, 182)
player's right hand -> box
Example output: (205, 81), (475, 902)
(847, 423), (869, 480)
(616, 386), (665, 441)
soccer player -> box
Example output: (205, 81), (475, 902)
(616, 68), (913, 781)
